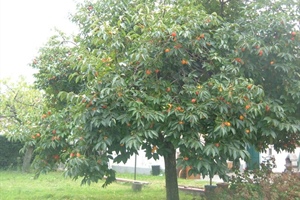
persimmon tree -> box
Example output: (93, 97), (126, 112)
(0, 78), (45, 172)
(31, 0), (299, 200)
(199, 0), (246, 20)
(31, 31), (85, 110)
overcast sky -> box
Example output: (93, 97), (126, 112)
(0, 0), (77, 83)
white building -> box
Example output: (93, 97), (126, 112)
(110, 146), (300, 176)
(109, 150), (165, 175)
(260, 146), (300, 173)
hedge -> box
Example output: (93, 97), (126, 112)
(0, 135), (23, 170)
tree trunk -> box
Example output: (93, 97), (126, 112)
(22, 145), (34, 173)
(163, 142), (179, 200)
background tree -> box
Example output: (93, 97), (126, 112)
(31, 0), (299, 200)
(0, 78), (45, 172)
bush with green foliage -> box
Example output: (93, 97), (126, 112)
(0, 135), (23, 170)
(213, 158), (300, 200)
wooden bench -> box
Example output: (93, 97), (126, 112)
(103, 176), (149, 185)
(114, 177), (150, 185)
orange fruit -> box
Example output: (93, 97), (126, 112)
(174, 44), (182, 49)
(176, 106), (183, 111)
(181, 59), (188, 65)
(235, 58), (243, 63)
(146, 69), (152, 75)
(41, 114), (47, 119)
(151, 146), (157, 153)
(224, 122), (231, 126)
(53, 155), (60, 160)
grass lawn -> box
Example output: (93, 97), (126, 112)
(0, 171), (209, 200)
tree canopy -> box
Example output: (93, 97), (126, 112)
(27, 0), (300, 199)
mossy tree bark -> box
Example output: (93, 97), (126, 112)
(22, 145), (34, 173)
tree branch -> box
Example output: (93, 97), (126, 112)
(61, 40), (78, 47)
(14, 98), (36, 107)
(0, 114), (22, 124)
(5, 104), (22, 124)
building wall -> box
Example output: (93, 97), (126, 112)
(260, 146), (300, 173)
(110, 147), (300, 175)
(109, 150), (165, 175)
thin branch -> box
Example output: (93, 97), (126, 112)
(61, 40), (79, 47)
(0, 115), (13, 119)
(2, 83), (38, 106)
(14, 98), (36, 107)
(5, 104), (22, 124)
(13, 90), (19, 101)
(0, 114), (22, 124)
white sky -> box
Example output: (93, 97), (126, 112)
(0, 0), (78, 84)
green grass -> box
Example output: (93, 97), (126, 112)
(0, 171), (209, 200)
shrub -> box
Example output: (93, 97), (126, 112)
(0, 135), (23, 170)
(212, 158), (300, 200)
